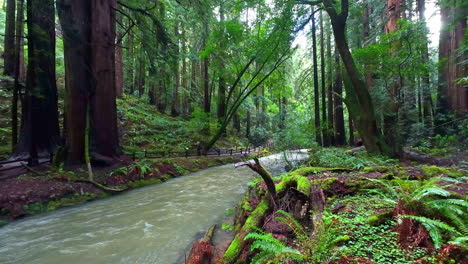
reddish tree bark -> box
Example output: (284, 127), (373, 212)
(16, 0), (60, 161)
(58, 0), (120, 164)
(3, 0), (16, 77)
(312, 13), (322, 146)
(438, 1), (467, 116)
(320, 11), (330, 146)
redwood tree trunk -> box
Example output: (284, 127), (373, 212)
(90, 0), (119, 159)
(326, 16), (334, 146)
(311, 14), (322, 146)
(320, 11), (330, 146)
(11, 0), (25, 151)
(171, 24), (180, 116)
(3, 0), (16, 77)
(16, 0), (60, 160)
(58, 0), (120, 164)
(57, 0), (90, 164)
(417, 0), (433, 127)
(437, 0), (467, 120)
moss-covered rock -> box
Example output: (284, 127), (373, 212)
(0, 220), (7, 228)
(421, 166), (466, 178)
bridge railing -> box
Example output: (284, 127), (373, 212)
(0, 142), (274, 172)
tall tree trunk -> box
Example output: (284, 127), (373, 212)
(3, 0), (16, 77)
(311, 14), (322, 146)
(417, 0), (433, 128)
(58, 0), (119, 164)
(171, 23), (180, 116)
(181, 23), (188, 115)
(125, 26), (135, 94)
(383, 0), (403, 156)
(320, 11), (330, 146)
(333, 51), (345, 146)
(437, 0), (467, 121)
(16, 0), (60, 161)
(323, 0), (390, 155)
(90, 0), (119, 159)
(326, 17), (334, 146)
(363, 3), (374, 89)
(11, 0), (25, 151)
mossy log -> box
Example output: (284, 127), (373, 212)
(275, 173), (311, 197)
(220, 198), (270, 264)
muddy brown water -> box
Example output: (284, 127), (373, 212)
(0, 150), (308, 264)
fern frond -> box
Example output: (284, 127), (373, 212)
(448, 236), (468, 249)
(276, 210), (308, 241)
(412, 187), (450, 201)
(401, 215), (462, 248)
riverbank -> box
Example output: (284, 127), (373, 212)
(185, 149), (467, 264)
(0, 154), (267, 225)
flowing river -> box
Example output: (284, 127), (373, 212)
(0, 150), (308, 264)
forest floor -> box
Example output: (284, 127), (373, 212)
(186, 148), (467, 264)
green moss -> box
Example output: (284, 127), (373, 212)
(222, 233), (243, 263)
(127, 178), (163, 188)
(421, 166), (465, 178)
(294, 167), (347, 176)
(362, 166), (395, 173)
(0, 220), (7, 228)
(333, 235), (351, 244)
(311, 177), (339, 191)
(23, 192), (106, 215)
(368, 211), (393, 226)
(222, 198), (270, 263)
(244, 199), (269, 231)
(276, 174), (311, 196)
(344, 179), (378, 192)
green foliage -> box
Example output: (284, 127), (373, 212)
(328, 194), (428, 264)
(309, 148), (397, 169)
(400, 215), (461, 249)
(222, 223), (235, 231)
(245, 231), (304, 264)
(370, 177), (468, 248)
(110, 159), (153, 179)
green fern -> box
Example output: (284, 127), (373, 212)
(275, 210), (309, 241)
(400, 215), (462, 249)
(245, 232), (304, 264)
(370, 177), (467, 248)
(448, 236), (468, 249)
